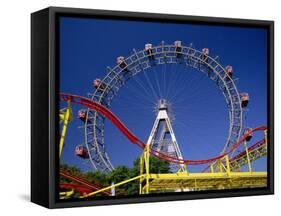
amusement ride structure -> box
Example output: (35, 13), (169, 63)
(147, 99), (185, 173)
(59, 41), (267, 198)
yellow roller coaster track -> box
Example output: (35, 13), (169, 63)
(59, 189), (74, 199)
(82, 143), (267, 197)
(230, 139), (267, 171)
(138, 144), (267, 194)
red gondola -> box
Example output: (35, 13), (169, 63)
(75, 145), (89, 159)
(225, 65), (233, 78)
(93, 79), (106, 90)
(244, 128), (253, 141)
(240, 93), (249, 108)
(78, 109), (87, 122)
(117, 56), (128, 71)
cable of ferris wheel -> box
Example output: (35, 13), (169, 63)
(142, 67), (160, 100)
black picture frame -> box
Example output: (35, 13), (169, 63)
(31, 6), (274, 208)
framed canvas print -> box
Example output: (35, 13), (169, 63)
(31, 7), (274, 208)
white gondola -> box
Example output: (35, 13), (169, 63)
(240, 93), (249, 108)
(174, 41), (182, 51)
(174, 41), (182, 57)
(145, 43), (154, 59)
(225, 65), (233, 78)
(202, 48), (209, 61)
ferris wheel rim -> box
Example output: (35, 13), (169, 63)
(84, 42), (243, 172)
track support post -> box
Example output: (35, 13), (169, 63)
(244, 140), (252, 173)
(264, 129), (268, 146)
(139, 145), (150, 194)
(59, 100), (72, 158)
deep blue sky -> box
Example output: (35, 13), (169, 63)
(59, 16), (268, 172)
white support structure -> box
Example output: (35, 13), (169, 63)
(147, 99), (186, 172)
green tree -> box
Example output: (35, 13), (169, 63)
(60, 163), (83, 184)
(131, 156), (171, 175)
(148, 156), (171, 173)
(84, 170), (109, 187)
(59, 156), (171, 196)
(126, 156), (171, 195)
(106, 166), (131, 195)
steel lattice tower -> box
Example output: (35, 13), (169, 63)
(147, 99), (186, 172)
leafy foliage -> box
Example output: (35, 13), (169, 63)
(60, 156), (170, 196)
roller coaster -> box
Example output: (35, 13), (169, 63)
(59, 41), (268, 198)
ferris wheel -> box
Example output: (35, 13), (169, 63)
(76, 41), (249, 172)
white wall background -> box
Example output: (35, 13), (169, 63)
(0, 0), (279, 215)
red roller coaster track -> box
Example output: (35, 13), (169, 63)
(60, 170), (111, 196)
(60, 93), (267, 165)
